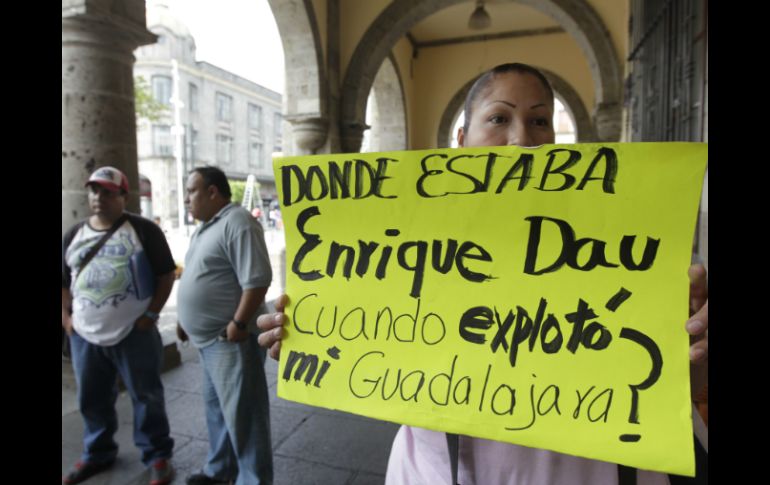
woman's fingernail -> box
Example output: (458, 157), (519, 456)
(274, 314), (282, 323)
(690, 348), (705, 360)
(686, 320), (704, 333)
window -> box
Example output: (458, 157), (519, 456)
(216, 134), (233, 163)
(152, 125), (173, 156)
(248, 104), (263, 133)
(188, 128), (198, 163)
(189, 83), (199, 113)
(216, 92), (233, 122)
(273, 112), (283, 151)
(151, 76), (172, 105)
(249, 140), (263, 168)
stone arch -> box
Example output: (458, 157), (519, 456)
(267, 0), (328, 154)
(341, 0), (622, 151)
(436, 68), (595, 147)
(436, 77), (475, 148)
(366, 55), (408, 152)
(542, 69), (596, 142)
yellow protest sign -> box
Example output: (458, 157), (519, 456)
(273, 142), (707, 476)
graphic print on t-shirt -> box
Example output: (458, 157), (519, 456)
(72, 231), (137, 309)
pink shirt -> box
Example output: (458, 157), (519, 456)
(385, 416), (706, 485)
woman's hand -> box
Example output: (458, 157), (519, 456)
(257, 294), (289, 360)
(686, 263), (708, 399)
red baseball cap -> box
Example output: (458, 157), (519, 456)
(86, 166), (129, 193)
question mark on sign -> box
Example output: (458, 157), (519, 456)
(605, 287), (663, 442)
(617, 327), (663, 442)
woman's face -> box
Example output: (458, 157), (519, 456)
(458, 72), (555, 148)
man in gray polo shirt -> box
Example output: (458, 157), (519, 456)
(177, 166), (273, 485)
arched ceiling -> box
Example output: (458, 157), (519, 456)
(339, 0), (622, 149)
(410, 1), (560, 41)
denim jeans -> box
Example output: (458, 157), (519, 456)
(69, 325), (174, 466)
(199, 333), (273, 485)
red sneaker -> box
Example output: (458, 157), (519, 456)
(62, 460), (114, 484)
(149, 458), (174, 485)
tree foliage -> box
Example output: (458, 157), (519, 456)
(229, 180), (246, 206)
(134, 76), (169, 122)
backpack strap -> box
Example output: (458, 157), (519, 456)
(77, 215), (127, 277)
(618, 464), (637, 485)
(445, 432), (460, 485)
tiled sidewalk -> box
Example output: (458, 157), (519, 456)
(62, 344), (399, 485)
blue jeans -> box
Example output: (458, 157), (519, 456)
(69, 325), (174, 466)
(199, 333), (273, 485)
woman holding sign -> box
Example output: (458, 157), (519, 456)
(258, 63), (708, 484)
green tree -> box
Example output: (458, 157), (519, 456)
(134, 76), (169, 122)
(229, 179), (246, 206)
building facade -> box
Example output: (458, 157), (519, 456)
(134, 4), (282, 227)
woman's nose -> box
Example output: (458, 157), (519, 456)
(507, 123), (534, 148)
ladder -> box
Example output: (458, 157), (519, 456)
(242, 174), (256, 211)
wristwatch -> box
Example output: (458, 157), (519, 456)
(143, 310), (160, 322)
(233, 319), (247, 330)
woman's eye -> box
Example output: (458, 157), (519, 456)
(532, 118), (550, 127)
(488, 115), (508, 124)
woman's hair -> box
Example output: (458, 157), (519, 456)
(463, 63), (554, 133)
(191, 166), (232, 199)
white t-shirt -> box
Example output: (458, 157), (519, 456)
(65, 220), (151, 346)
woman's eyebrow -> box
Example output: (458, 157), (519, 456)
(486, 101), (548, 110)
(488, 100), (516, 109)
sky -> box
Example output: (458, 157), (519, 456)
(153, 0), (285, 94)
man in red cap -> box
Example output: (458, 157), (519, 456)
(62, 166), (177, 485)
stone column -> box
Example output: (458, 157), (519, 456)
(287, 116), (329, 155)
(326, 0), (342, 153)
(593, 101), (622, 142)
(339, 121), (369, 154)
(62, 0), (156, 236)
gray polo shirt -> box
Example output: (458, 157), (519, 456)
(177, 203), (272, 348)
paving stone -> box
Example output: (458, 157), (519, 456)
(62, 410), (85, 447)
(273, 454), (353, 485)
(350, 471), (387, 485)
(162, 361), (203, 394)
(61, 442), (82, 476)
(270, 391), (321, 415)
(275, 413), (399, 475)
(165, 391), (208, 440)
(62, 386), (79, 418)
(169, 434), (193, 456)
(168, 437), (212, 480)
(116, 390), (136, 425)
(163, 388), (185, 404)
(270, 404), (311, 449)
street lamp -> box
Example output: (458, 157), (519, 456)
(170, 59), (186, 232)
